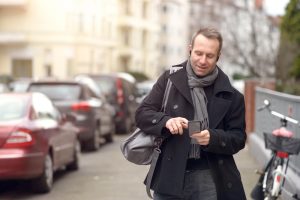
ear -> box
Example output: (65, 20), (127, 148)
(188, 45), (192, 55)
(216, 53), (221, 61)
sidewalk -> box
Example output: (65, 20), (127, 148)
(235, 144), (260, 200)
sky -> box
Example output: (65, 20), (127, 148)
(264, 0), (290, 16)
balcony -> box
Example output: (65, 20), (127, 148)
(0, 0), (27, 7)
(0, 33), (26, 44)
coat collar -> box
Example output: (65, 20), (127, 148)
(169, 61), (234, 97)
(169, 61), (193, 105)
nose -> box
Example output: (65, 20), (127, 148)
(199, 55), (206, 64)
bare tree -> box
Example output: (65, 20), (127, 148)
(189, 0), (279, 78)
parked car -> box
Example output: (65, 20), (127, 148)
(0, 92), (80, 193)
(74, 73), (139, 134)
(0, 83), (10, 93)
(9, 78), (32, 92)
(136, 80), (156, 104)
(27, 80), (115, 151)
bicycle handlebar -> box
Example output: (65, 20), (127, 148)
(257, 99), (300, 126)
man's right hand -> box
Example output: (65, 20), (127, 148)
(165, 117), (188, 135)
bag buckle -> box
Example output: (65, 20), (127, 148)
(154, 137), (163, 148)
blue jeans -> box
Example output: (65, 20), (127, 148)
(153, 169), (217, 200)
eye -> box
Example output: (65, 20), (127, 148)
(207, 54), (215, 59)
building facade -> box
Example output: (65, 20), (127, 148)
(116, 0), (161, 78)
(158, 0), (189, 73)
(0, 0), (164, 79)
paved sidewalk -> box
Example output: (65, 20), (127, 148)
(235, 144), (261, 200)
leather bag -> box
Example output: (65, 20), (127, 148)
(120, 128), (163, 165)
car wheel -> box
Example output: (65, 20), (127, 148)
(104, 123), (115, 143)
(118, 118), (132, 134)
(66, 140), (81, 171)
(31, 153), (53, 193)
(85, 126), (100, 151)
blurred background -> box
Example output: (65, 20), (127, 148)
(0, 0), (297, 93)
(2, 1), (300, 199)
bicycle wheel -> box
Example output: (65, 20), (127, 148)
(263, 156), (284, 200)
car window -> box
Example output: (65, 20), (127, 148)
(75, 76), (102, 97)
(0, 97), (27, 121)
(93, 77), (115, 94)
(32, 93), (61, 121)
(28, 84), (81, 101)
(122, 79), (137, 97)
(0, 84), (9, 93)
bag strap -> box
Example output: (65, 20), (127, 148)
(161, 66), (182, 112)
(146, 65), (183, 199)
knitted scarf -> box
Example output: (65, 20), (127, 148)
(186, 60), (218, 159)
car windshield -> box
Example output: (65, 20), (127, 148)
(28, 84), (81, 101)
(11, 80), (31, 92)
(93, 77), (115, 94)
(0, 97), (27, 121)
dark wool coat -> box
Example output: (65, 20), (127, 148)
(135, 61), (247, 200)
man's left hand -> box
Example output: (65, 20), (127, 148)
(190, 129), (210, 145)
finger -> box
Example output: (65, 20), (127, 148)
(166, 119), (175, 133)
(177, 123), (184, 135)
(171, 121), (179, 134)
(173, 119), (184, 134)
(179, 118), (189, 128)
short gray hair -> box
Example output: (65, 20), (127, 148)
(190, 27), (223, 54)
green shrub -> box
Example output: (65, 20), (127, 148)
(127, 71), (149, 82)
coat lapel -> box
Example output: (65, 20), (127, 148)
(208, 96), (231, 128)
(169, 67), (194, 106)
(208, 68), (234, 128)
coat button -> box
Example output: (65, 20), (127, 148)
(152, 119), (157, 124)
(167, 157), (172, 161)
(221, 141), (226, 147)
(218, 159), (224, 165)
(227, 182), (232, 189)
(173, 104), (178, 109)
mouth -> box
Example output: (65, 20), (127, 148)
(196, 66), (207, 71)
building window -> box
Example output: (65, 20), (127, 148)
(11, 59), (32, 78)
(45, 65), (52, 77)
(162, 45), (166, 53)
(142, 1), (148, 18)
(162, 5), (168, 13)
(121, 27), (131, 46)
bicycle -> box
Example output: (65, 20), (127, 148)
(251, 99), (300, 200)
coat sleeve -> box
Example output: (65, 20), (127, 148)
(204, 92), (247, 155)
(135, 71), (172, 137)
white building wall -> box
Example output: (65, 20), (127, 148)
(116, 0), (161, 79)
(0, 0), (118, 79)
(159, 0), (190, 74)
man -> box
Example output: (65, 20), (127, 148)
(135, 27), (247, 200)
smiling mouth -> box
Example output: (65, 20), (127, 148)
(197, 66), (206, 70)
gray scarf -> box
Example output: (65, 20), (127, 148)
(186, 60), (218, 159)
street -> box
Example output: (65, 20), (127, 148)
(0, 135), (260, 200)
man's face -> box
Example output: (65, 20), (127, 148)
(189, 34), (220, 77)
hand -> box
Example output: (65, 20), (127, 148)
(190, 129), (210, 145)
(165, 117), (188, 135)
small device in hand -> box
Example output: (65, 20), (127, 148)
(188, 120), (203, 136)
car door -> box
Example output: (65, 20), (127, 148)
(84, 86), (112, 135)
(122, 79), (139, 127)
(32, 93), (75, 168)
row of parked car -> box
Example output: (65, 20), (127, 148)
(0, 72), (154, 194)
